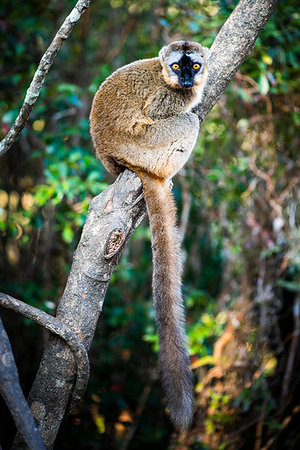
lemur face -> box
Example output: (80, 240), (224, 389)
(159, 41), (208, 89)
(169, 53), (204, 88)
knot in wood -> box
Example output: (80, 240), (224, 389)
(104, 228), (126, 259)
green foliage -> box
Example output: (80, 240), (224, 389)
(189, 311), (226, 356)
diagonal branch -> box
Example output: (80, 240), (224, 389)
(0, 0), (91, 159)
(194, 0), (279, 121)
(13, 170), (146, 449)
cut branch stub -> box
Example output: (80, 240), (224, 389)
(104, 227), (126, 259)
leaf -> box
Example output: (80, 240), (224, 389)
(189, 22), (201, 33)
(258, 73), (269, 95)
(62, 225), (74, 243)
(237, 87), (251, 102)
(207, 168), (223, 181)
(56, 83), (81, 95)
(159, 18), (169, 29)
(87, 171), (100, 182)
(32, 119), (45, 131)
(262, 53), (273, 65)
(94, 414), (105, 434)
(236, 157), (250, 171)
(190, 355), (215, 369)
(277, 279), (300, 292)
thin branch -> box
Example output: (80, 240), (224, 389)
(120, 378), (153, 450)
(0, 0), (91, 159)
(254, 401), (267, 450)
(178, 176), (192, 243)
(0, 292), (90, 411)
(0, 316), (45, 449)
(260, 405), (300, 450)
(281, 294), (300, 406)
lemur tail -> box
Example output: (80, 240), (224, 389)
(138, 171), (194, 430)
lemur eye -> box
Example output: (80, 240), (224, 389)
(193, 63), (201, 70)
(171, 63), (180, 70)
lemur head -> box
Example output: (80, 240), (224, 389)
(159, 40), (210, 89)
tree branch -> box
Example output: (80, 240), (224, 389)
(0, 0), (91, 159)
(13, 170), (146, 449)
(193, 0), (279, 121)
(0, 317), (45, 449)
(0, 293), (90, 411)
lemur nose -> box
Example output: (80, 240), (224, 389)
(182, 80), (193, 88)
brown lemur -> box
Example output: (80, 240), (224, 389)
(90, 40), (209, 430)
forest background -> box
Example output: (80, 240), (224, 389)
(0, 0), (300, 449)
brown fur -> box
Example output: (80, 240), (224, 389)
(90, 41), (209, 429)
(140, 173), (194, 428)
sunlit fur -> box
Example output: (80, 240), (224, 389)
(90, 41), (209, 430)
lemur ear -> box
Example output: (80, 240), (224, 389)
(158, 46), (166, 60)
(203, 46), (211, 61)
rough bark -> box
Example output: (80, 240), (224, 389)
(13, 170), (146, 449)
(0, 317), (45, 449)
(0, 293), (90, 410)
(7, 0), (279, 447)
(194, 0), (279, 121)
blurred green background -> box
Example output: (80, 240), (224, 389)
(0, 0), (300, 448)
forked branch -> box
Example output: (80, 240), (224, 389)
(0, 292), (90, 411)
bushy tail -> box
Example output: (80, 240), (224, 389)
(139, 172), (194, 430)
